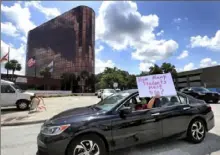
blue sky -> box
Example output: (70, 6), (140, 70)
(1, 1), (220, 75)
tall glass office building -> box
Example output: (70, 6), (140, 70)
(26, 6), (95, 79)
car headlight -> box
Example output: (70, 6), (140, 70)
(41, 124), (70, 136)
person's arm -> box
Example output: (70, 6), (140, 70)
(147, 94), (160, 109)
(147, 97), (156, 109)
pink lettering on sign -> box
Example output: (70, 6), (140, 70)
(146, 75), (168, 96)
(138, 77), (148, 85)
(152, 75), (166, 81)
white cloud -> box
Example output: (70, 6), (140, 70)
(1, 2), (36, 36)
(96, 1), (178, 71)
(177, 50), (188, 59)
(173, 17), (188, 24)
(1, 22), (20, 37)
(190, 30), (220, 51)
(1, 40), (26, 75)
(25, 1), (61, 20)
(176, 68), (183, 72)
(132, 40), (178, 61)
(95, 45), (104, 55)
(95, 58), (115, 74)
(139, 62), (154, 72)
(200, 58), (218, 68)
(173, 18), (182, 23)
(183, 62), (195, 71)
(20, 36), (27, 43)
(156, 30), (164, 36)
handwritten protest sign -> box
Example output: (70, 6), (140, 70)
(136, 73), (176, 97)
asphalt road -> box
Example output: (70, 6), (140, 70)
(1, 104), (220, 155)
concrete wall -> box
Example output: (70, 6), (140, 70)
(27, 90), (95, 97)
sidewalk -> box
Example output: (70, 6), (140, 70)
(1, 96), (100, 126)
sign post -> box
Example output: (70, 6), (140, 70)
(113, 82), (118, 89)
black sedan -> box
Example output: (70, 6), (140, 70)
(37, 89), (215, 155)
(180, 87), (219, 103)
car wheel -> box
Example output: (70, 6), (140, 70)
(17, 100), (29, 110)
(187, 119), (206, 143)
(67, 134), (107, 155)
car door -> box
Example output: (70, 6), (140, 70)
(111, 94), (162, 150)
(160, 94), (192, 138)
(1, 84), (17, 107)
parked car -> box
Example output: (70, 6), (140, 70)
(115, 88), (121, 92)
(37, 89), (214, 155)
(0, 80), (35, 110)
(97, 89), (103, 98)
(94, 90), (99, 96)
(101, 89), (116, 100)
(180, 87), (219, 103)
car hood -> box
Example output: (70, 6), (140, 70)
(23, 91), (35, 96)
(46, 106), (104, 125)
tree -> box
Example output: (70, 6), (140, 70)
(69, 73), (76, 92)
(39, 67), (51, 78)
(161, 62), (177, 78)
(40, 67), (52, 90)
(149, 64), (163, 75)
(80, 70), (89, 93)
(87, 74), (96, 92)
(5, 59), (22, 80)
(139, 71), (149, 76)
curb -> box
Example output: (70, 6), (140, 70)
(1, 119), (46, 127)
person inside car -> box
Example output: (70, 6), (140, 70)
(135, 95), (160, 110)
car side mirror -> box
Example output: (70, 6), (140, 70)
(119, 107), (132, 118)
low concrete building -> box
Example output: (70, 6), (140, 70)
(175, 65), (220, 90)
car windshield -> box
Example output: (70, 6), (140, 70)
(192, 87), (210, 92)
(103, 89), (116, 93)
(94, 92), (131, 111)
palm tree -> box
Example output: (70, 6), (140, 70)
(149, 64), (163, 75)
(80, 70), (89, 93)
(161, 62), (177, 78)
(5, 59), (22, 81)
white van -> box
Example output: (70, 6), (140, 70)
(0, 80), (35, 110)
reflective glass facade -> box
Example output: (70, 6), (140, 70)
(26, 6), (95, 79)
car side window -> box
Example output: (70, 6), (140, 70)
(119, 94), (144, 112)
(178, 95), (187, 104)
(1, 85), (15, 93)
(160, 95), (181, 107)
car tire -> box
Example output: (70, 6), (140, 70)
(66, 134), (107, 155)
(187, 119), (206, 144)
(17, 100), (29, 110)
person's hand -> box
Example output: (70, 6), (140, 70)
(155, 93), (160, 98)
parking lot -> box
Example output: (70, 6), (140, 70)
(1, 96), (220, 155)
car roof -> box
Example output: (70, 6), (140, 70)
(1, 79), (14, 85)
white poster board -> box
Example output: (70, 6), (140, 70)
(136, 73), (177, 97)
